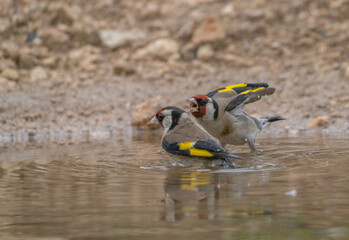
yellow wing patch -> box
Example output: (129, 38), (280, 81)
(179, 142), (194, 150)
(178, 142), (214, 157)
(240, 87), (265, 95)
(188, 148), (214, 157)
(180, 170), (211, 191)
(218, 83), (247, 93)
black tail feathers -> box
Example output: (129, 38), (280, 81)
(267, 116), (286, 122)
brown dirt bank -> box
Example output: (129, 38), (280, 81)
(0, 0), (348, 144)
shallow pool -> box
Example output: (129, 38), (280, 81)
(0, 131), (348, 239)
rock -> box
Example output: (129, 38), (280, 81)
(69, 21), (100, 46)
(307, 116), (331, 128)
(1, 42), (19, 60)
(113, 62), (136, 76)
(197, 44), (214, 60)
(1, 68), (19, 81)
(221, 3), (235, 16)
(245, 10), (265, 20)
(141, 3), (160, 19)
(42, 57), (57, 67)
(131, 96), (163, 129)
(18, 51), (39, 69)
(330, 112), (342, 118)
(51, 4), (79, 25)
(82, 63), (97, 72)
(191, 16), (226, 45)
(11, 13), (26, 27)
(99, 29), (147, 49)
(177, 21), (195, 40)
(80, 52), (99, 72)
(27, 32), (39, 43)
(0, 59), (16, 72)
(30, 67), (48, 82)
(67, 45), (100, 70)
(132, 38), (180, 60)
(40, 28), (70, 50)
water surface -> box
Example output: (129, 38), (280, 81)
(0, 132), (348, 239)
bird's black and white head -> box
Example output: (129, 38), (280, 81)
(187, 95), (218, 120)
(147, 106), (186, 133)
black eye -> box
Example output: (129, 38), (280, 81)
(157, 114), (164, 122)
(202, 99), (208, 104)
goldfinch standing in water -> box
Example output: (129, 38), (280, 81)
(187, 83), (285, 152)
(147, 106), (242, 168)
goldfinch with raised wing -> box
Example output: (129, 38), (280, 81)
(187, 83), (284, 152)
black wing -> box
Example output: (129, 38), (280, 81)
(225, 87), (275, 112)
(206, 83), (269, 98)
(162, 139), (241, 159)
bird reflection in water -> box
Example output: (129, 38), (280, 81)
(163, 167), (216, 222)
(162, 166), (272, 222)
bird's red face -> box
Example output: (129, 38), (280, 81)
(187, 95), (209, 118)
(155, 109), (165, 128)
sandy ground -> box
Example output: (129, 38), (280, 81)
(0, 0), (348, 144)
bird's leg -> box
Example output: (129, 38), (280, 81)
(222, 159), (237, 169)
(247, 139), (257, 153)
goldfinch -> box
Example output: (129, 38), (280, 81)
(187, 83), (285, 152)
(147, 106), (242, 168)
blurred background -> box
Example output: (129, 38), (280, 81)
(1, 1), (349, 239)
(0, 0), (348, 142)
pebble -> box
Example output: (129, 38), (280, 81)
(131, 95), (163, 129)
(307, 116), (331, 128)
(197, 44), (214, 60)
(221, 3), (235, 16)
(113, 62), (136, 76)
(30, 67), (48, 82)
(18, 52), (38, 69)
(132, 38), (180, 60)
(51, 4), (79, 25)
(140, 3), (160, 19)
(1, 68), (19, 81)
(99, 29), (147, 49)
(67, 45), (100, 70)
(40, 28), (70, 49)
(245, 10), (265, 20)
(191, 16), (226, 45)
(0, 58), (16, 72)
(42, 57), (57, 67)
(1, 42), (18, 60)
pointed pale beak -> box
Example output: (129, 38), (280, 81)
(147, 116), (159, 125)
(186, 98), (199, 112)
